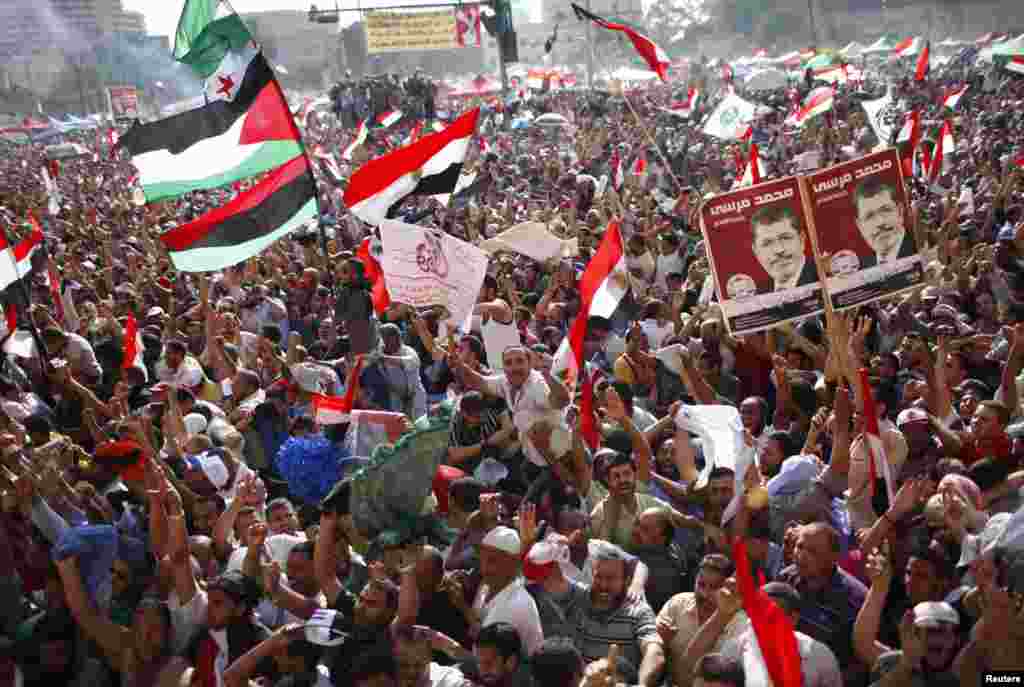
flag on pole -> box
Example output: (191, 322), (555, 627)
(858, 368), (896, 505)
(356, 237), (391, 315)
(940, 83), (968, 110)
(738, 144), (765, 187)
(893, 36), (923, 57)
(703, 93), (757, 140)
(579, 367), (601, 450)
(914, 40), (931, 81)
(552, 222), (628, 382)
(570, 3), (670, 82)
(928, 119), (955, 184)
(1007, 56), (1024, 75)
(118, 54), (304, 203)
(734, 538), (804, 687)
(785, 86), (834, 127)
(344, 108), (480, 226)
(376, 110), (403, 128)
(121, 313), (144, 372)
(897, 110), (922, 177)
(313, 356), (365, 425)
(342, 119), (368, 161)
(158, 155), (317, 272)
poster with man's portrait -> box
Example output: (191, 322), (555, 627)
(700, 176), (825, 335)
(804, 148), (924, 310)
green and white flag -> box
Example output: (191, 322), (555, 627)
(702, 93), (757, 141)
(174, 0), (256, 81)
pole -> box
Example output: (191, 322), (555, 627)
(585, 0), (594, 89)
(807, 0), (818, 47)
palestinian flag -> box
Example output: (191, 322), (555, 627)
(1007, 56), (1024, 75)
(342, 120), (368, 161)
(119, 53), (303, 202)
(344, 108), (480, 225)
(159, 155), (317, 272)
(571, 3), (669, 82)
(376, 110), (403, 128)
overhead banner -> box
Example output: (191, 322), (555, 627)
(364, 6), (480, 53)
(804, 148), (923, 310)
(107, 86), (139, 119)
(701, 176), (824, 335)
(378, 220), (489, 329)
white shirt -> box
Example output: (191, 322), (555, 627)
(482, 369), (564, 467)
(722, 629), (842, 687)
(155, 354), (204, 388)
(473, 576), (544, 655)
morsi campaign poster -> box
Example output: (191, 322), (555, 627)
(803, 148), (923, 310)
(700, 176), (824, 335)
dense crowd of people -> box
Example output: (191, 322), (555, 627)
(1, 35), (1024, 687)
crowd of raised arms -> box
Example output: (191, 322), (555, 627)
(1, 34), (1024, 687)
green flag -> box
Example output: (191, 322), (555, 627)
(174, 0), (253, 79)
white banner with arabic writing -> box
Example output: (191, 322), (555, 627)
(379, 220), (490, 330)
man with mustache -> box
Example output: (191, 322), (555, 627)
(853, 178), (916, 268)
(749, 206), (819, 293)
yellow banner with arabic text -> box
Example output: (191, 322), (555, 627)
(365, 9), (459, 53)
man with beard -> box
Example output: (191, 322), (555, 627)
(315, 511), (420, 687)
(749, 206), (819, 293)
(566, 542), (666, 687)
(868, 603), (961, 687)
(459, 622), (530, 687)
(852, 178), (916, 268)
(591, 452), (722, 552)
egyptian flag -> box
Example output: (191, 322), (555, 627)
(571, 3), (669, 82)
(941, 83), (968, 110)
(1007, 56), (1024, 75)
(119, 54), (302, 203)
(356, 237), (391, 315)
(914, 40), (931, 81)
(859, 368), (895, 508)
(579, 367), (601, 451)
(633, 155), (647, 176)
(738, 144), (765, 187)
(312, 357), (364, 425)
(897, 110), (921, 176)
(610, 150), (624, 191)
(0, 221), (44, 356)
(552, 221), (628, 383)
(344, 108), (480, 226)
(376, 110), (403, 128)
(342, 120), (368, 161)
(667, 87), (700, 117)
(893, 36), (923, 57)
(121, 313), (147, 381)
(159, 155), (317, 272)
(734, 539), (804, 687)
(785, 86), (834, 127)
(312, 145), (344, 185)
(929, 120), (955, 185)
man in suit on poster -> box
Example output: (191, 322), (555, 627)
(852, 177), (917, 268)
(749, 205), (820, 293)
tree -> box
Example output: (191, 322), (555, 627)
(645, 0), (712, 50)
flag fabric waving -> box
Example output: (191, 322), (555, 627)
(1007, 56), (1024, 75)
(580, 367), (601, 450)
(174, 1), (255, 80)
(343, 108), (480, 226)
(893, 36), (923, 57)
(859, 368), (896, 505)
(897, 110), (922, 177)
(571, 3), (669, 82)
(119, 53), (303, 202)
(376, 110), (403, 128)
(738, 144), (765, 187)
(342, 120), (369, 161)
(610, 150), (624, 191)
(941, 83), (968, 109)
(356, 237), (392, 315)
(785, 86), (834, 127)
(158, 155), (317, 272)
(121, 313), (145, 378)
(313, 357), (364, 425)
(703, 93), (757, 140)
(552, 221), (628, 382)
(928, 119), (955, 185)
(914, 40), (931, 81)
(733, 538), (804, 687)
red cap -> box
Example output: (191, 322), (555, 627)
(433, 465), (466, 515)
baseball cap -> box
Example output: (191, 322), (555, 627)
(912, 601), (959, 628)
(523, 534), (571, 583)
(481, 526), (521, 556)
